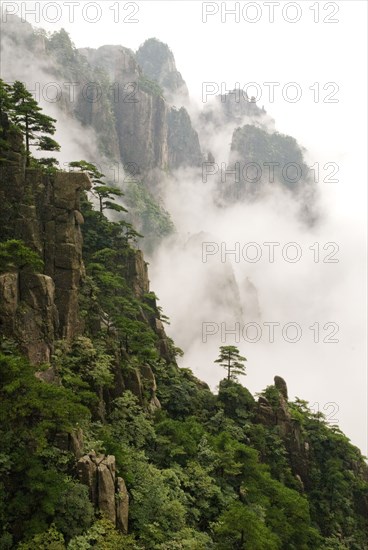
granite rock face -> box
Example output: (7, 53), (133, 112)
(256, 377), (310, 486)
(136, 38), (189, 104)
(0, 134), (91, 362)
(125, 249), (150, 298)
(79, 43), (201, 176)
(168, 107), (202, 169)
(0, 272), (57, 364)
(77, 452), (129, 532)
(274, 375), (288, 400)
(116, 477), (129, 534)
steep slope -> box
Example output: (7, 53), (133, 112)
(229, 124), (310, 194)
(0, 80), (367, 550)
(136, 38), (189, 105)
(1, 17), (202, 178)
(80, 43), (202, 175)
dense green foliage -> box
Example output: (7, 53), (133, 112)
(2, 329), (367, 548)
(0, 239), (44, 273)
(0, 175), (367, 547)
(0, 348), (92, 547)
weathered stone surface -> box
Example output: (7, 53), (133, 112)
(54, 243), (81, 270)
(74, 210), (85, 225)
(126, 249), (150, 297)
(53, 269), (81, 291)
(140, 364), (161, 411)
(153, 317), (173, 363)
(77, 453), (129, 531)
(70, 428), (84, 459)
(167, 107), (202, 169)
(123, 368), (143, 402)
(0, 154), (91, 361)
(116, 477), (129, 534)
(53, 428), (84, 459)
(56, 289), (81, 340)
(256, 396), (275, 426)
(0, 272), (58, 363)
(202, 89), (267, 129)
(256, 380), (310, 485)
(98, 456), (116, 524)
(0, 273), (18, 321)
(274, 375), (288, 400)
(53, 171), (91, 210)
(77, 454), (98, 505)
(79, 43), (200, 175)
(136, 38), (189, 104)
(140, 364), (157, 391)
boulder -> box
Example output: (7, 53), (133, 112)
(77, 453), (98, 505)
(53, 171), (91, 210)
(116, 477), (129, 534)
(97, 456), (116, 524)
(274, 375), (288, 400)
(77, 453), (129, 532)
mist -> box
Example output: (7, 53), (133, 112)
(147, 103), (367, 454)
(1, 7), (366, 456)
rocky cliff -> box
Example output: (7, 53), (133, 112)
(136, 38), (189, 105)
(0, 124), (90, 362)
(80, 43), (202, 175)
(1, 17), (201, 179)
(1, 21), (367, 550)
(0, 122), (170, 531)
(256, 376), (310, 486)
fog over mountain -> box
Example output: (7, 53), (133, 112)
(1, 3), (367, 548)
(1, 7), (366, 456)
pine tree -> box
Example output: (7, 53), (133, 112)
(215, 345), (247, 381)
(69, 160), (127, 214)
(0, 79), (13, 121)
(0, 79), (13, 147)
(11, 81), (60, 166)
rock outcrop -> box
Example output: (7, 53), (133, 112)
(2, 17), (203, 182)
(256, 377), (310, 485)
(274, 375), (288, 400)
(228, 124), (309, 195)
(79, 43), (201, 176)
(168, 107), (202, 169)
(201, 89), (268, 129)
(136, 38), (189, 105)
(77, 452), (129, 533)
(0, 132), (91, 362)
(125, 249), (150, 298)
(0, 272), (58, 364)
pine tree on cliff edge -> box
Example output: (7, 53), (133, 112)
(215, 345), (247, 381)
(11, 81), (60, 166)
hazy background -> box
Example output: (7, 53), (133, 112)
(3, 0), (367, 454)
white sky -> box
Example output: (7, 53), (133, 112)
(2, 0), (367, 453)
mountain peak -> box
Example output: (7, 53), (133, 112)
(136, 38), (189, 104)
